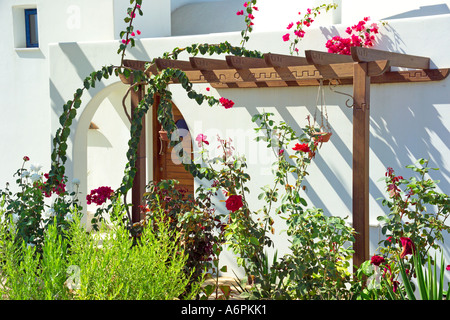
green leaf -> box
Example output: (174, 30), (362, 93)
(249, 236), (259, 246)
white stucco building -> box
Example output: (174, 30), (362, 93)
(1, 0), (449, 278)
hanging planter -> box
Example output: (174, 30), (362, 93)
(312, 131), (332, 143)
(159, 130), (169, 141)
(311, 79), (332, 144)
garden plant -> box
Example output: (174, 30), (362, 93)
(0, 0), (448, 301)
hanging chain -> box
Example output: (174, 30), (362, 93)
(313, 79), (331, 132)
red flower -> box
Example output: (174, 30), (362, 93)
(282, 33), (290, 42)
(23, 156), (30, 161)
(136, 30), (141, 35)
(293, 143), (311, 153)
(371, 255), (385, 266)
(225, 195), (243, 212)
(86, 186), (114, 206)
(446, 265), (450, 271)
(400, 237), (415, 258)
(219, 97), (235, 109)
(236, 10), (244, 16)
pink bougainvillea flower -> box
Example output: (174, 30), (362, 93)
(282, 33), (290, 42)
(243, 2), (248, 7)
(219, 97), (235, 109)
(400, 237), (415, 258)
(293, 143), (311, 153)
(136, 30), (141, 35)
(294, 29), (305, 38)
(225, 194), (243, 212)
(236, 10), (244, 16)
(370, 255), (385, 266)
(195, 134), (209, 147)
(446, 265), (450, 271)
(253, 6), (258, 11)
(131, 32), (136, 37)
(287, 22), (294, 29)
(248, 13), (255, 20)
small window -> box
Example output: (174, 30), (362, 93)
(25, 9), (38, 48)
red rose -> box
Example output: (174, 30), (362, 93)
(225, 194), (243, 212)
(370, 255), (385, 266)
(293, 143), (311, 153)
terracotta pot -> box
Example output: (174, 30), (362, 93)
(312, 131), (332, 143)
(159, 130), (169, 141)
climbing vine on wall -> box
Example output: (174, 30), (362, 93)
(46, 0), (266, 229)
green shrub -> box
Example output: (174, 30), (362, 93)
(0, 207), (200, 300)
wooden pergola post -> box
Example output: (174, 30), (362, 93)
(130, 84), (146, 224)
(352, 62), (371, 268)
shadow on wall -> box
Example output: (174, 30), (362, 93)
(171, 0), (245, 36)
(212, 71), (449, 222)
(382, 3), (450, 20)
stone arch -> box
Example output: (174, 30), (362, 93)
(73, 81), (152, 229)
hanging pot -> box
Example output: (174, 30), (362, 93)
(312, 131), (332, 143)
(159, 130), (169, 141)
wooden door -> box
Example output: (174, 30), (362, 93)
(152, 99), (194, 196)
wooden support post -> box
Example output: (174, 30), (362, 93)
(131, 84), (146, 224)
(353, 63), (370, 269)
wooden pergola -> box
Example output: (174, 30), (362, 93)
(122, 47), (449, 268)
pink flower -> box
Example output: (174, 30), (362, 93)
(287, 22), (294, 29)
(219, 97), (235, 109)
(282, 33), (290, 42)
(131, 32), (135, 37)
(195, 134), (209, 147)
(446, 265), (450, 271)
(400, 237), (415, 258)
(206, 87), (210, 91)
(236, 10), (244, 16)
(253, 6), (258, 11)
(294, 29), (305, 38)
(243, 2), (248, 7)
(136, 30), (141, 35)
(248, 14), (255, 20)
(136, 4), (141, 9)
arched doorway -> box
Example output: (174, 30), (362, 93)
(152, 100), (194, 195)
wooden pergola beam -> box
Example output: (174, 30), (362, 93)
(351, 47), (430, 69)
